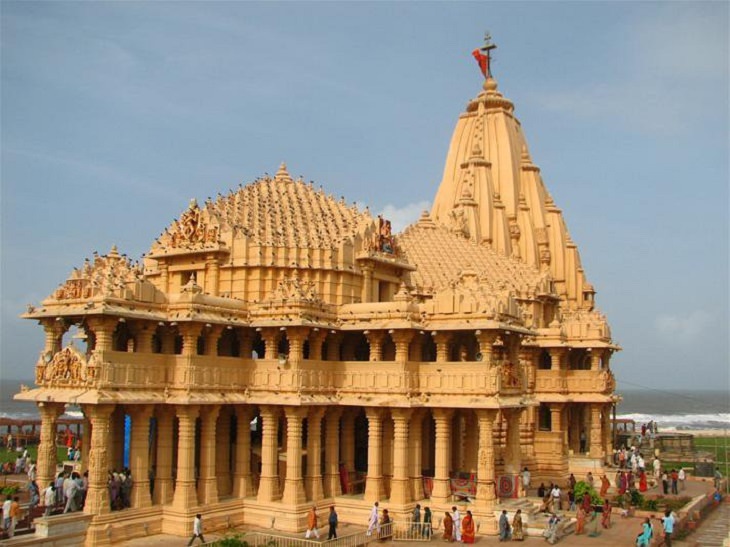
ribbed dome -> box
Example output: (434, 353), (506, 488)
(150, 164), (373, 254)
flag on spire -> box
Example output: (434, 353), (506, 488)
(472, 49), (488, 78)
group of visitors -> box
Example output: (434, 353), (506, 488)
(108, 468), (134, 510)
(1, 495), (21, 538)
(50, 469), (88, 513)
(496, 509), (524, 541)
(635, 509), (675, 546)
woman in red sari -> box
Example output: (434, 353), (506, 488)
(461, 510), (475, 544)
(601, 499), (612, 529)
(443, 512), (454, 542)
(600, 475), (610, 498)
(639, 471), (648, 492)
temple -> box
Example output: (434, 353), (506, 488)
(16, 49), (618, 545)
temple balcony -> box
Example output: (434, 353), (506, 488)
(534, 368), (615, 396)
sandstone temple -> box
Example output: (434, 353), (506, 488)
(16, 50), (618, 545)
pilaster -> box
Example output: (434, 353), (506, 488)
(589, 404), (603, 458)
(234, 406), (255, 498)
(364, 408), (384, 502)
(281, 407), (307, 505)
(257, 405), (281, 502)
(324, 408), (343, 497)
(171, 405), (200, 510)
(154, 406), (175, 505)
(83, 404), (115, 515)
(37, 402), (64, 490)
(475, 409), (498, 534)
(129, 406), (153, 509)
(504, 408), (522, 474)
(198, 405), (221, 505)
(409, 410), (424, 501)
(431, 408), (454, 502)
(390, 408), (412, 505)
(305, 408), (325, 502)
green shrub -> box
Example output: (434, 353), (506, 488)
(214, 534), (250, 547)
(574, 480), (602, 505)
(641, 498), (658, 511)
(1, 485), (19, 496)
(629, 488), (645, 507)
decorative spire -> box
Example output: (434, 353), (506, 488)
(275, 162), (293, 183)
(471, 32), (497, 79)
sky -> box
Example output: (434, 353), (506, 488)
(1, 1), (728, 392)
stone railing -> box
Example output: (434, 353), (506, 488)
(534, 369), (614, 394)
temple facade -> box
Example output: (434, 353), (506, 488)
(17, 68), (618, 545)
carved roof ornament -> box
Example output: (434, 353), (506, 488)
(365, 215), (401, 257)
(268, 275), (323, 304)
(35, 344), (97, 387)
(167, 199), (220, 249)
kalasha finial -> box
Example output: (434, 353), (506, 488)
(472, 32), (497, 79)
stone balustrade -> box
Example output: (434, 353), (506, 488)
(535, 369), (614, 394)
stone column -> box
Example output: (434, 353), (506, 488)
(364, 408), (384, 502)
(590, 350), (602, 371)
(234, 406), (255, 498)
(504, 409), (522, 474)
(391, 331), (413, 363)
(83, 404), (115, 515)
(160, 326), (176, 354)
(42, 320), (65, 354)
(324, 408), (343, 497)
(172, 405), (200, 510)
(87, 317), (115, 352)
(549, 403), (566, 451)
(308, 329), (327, 361)
(602, 403), (613, 460)
(431, 408), (454, 502)
(365, 331), (385, 362)
(262, 329), (281, 360)
(129, 406), (153, 509)
(325, 333), (342, 361)
(206, 254), (220, 296)
(305, 408), (325, 502)
(179, 324), (202, 356)
(549, 348), (566, 371)
(257, 406), (281, 502)
(239, 329), (254, 360)
(409, 411), (423, 502)
(390, 408), (412, 505)
(475, 409), (498, 533)
(286, 328), (308, 366)
(204, 326), (223, 356)
(154, 406), (175, 505)
(133, 322), (155, 354)
(216, 409), (232, 496)
(198, 405), (220, 504)
(80, 416), (91, 473)
(341, 412), (356, 476)
(37, 402), (63, 490)
(476, 331), (498, 364)
(432, 332), (452, 363)
(361, 264), (374, 303)
(589, 404), (603, 458)
(281, 407), (307, 505)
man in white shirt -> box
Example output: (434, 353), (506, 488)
(551, 485), (562, 510)
(367, 501), (379, 536)
(521, 467), (531, 497)
(187, 514), (205, 546)
(2, 496), (11, 532)
(451, 506), (461, 542)
(43, 483), (55, 517)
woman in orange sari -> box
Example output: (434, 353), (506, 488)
(461, 510), (475, 544)
(600, 475), (610, 498)
(443, 512), (454, 542)
(575, 505), (587, 535)
(601, 499), (611, 529)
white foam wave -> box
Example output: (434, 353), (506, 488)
(617, 412), (730, 430)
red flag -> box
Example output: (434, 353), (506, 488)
(472, 49), (488, 78)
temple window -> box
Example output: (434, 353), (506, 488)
(538, 404), (552, 431)
(538, 349), (551, 370)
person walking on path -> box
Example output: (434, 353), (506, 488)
(327, 506), (338, 540)
(443, 511), (453, 542)
(8, 497), (20, 538)
(521, 467), (531, 496)
(187, 514), (205, 546)
(661, 509), (675, 546)
(635, 517), (653, 546)
(367, 501), (380, 536)
(411, 503), (421, 535)
(678, 468), (686, 491)
(498, 509), (511, 541)
(451, 506), (461, 542)
(305, 505), (320, 539)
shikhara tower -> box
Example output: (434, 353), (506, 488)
(18, 43), (617, 544)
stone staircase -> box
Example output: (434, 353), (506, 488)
(497, 497), (576, 539)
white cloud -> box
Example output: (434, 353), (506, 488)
(379, 200), (431, 233)
(654, 310), (712, 345)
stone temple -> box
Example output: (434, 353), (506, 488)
(16, 53), (618, 545)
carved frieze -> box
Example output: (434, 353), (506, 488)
(168, 199), (220, 248)
(35, 345), (97, 387)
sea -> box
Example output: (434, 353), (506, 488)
(1, 379), (728, 432)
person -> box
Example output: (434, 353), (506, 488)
(187, 514), (205, 546)
(28, 479), (40, 508)
(367, 501), (380, 536)
(639, 471), (648, 492)
(305, 505), (320, 539)
(661, 509), (674, 546)
(411, 503), (421, 535)
(461, 510), (475, 543)
(635, 517), (653, 546)
(678, 468), (686, 491)
(498, 509), (511, 541)
(568, 473), (576, 491)
(521, 467), (531, 496)
(537, 482), (546, 498)
(443, 511), (453, 542)
(27, 460), (36, 482)
(670, 469), (678, 495)
(2, 495), (11, 533)
(601, 499), (611, 529)
(581, 491), (592, 514)
(64, 472), (80, 513)
(451, 506), (461, 542)
(600, 474), (610, 497)
(714, 467), (723, 490)
(8, 496), (20, 538)
(653, 458), (661, 481)
(379, 509), (392, 541)
(511, 509), (524, 541)
(551, 484), (562, 511)
(579, 429), (587, 453)
(567, 488), (576, 511)
(661, 471), (669, 495)
(575, 505), (586, 535)
(43, 483), (55, 517)
(586, 471), (594, 488)
(543, 514), (560, 544)
(328, 505), (338, 540)
(423, 507), (432, 538)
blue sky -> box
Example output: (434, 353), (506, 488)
(1, 2), (728, 391)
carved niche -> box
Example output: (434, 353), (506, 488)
(169, 199), (220, 248)
(36, 345), (98, 387)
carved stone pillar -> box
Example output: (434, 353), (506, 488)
(154, 406), (175, 505)
(239, 329), (254, 360)
(257, 406), (281, 502)
(37, 402), (63, 490)
(325, 333), (342, 361)
(431, 408), (454, 502)
(364, 408), (384, 502)
(504, 409), (522, 474)
(132, 322), (155, 354)
(365, 331), (385, 362)
(589, 404), (603, 458)
(475, 409), (498, 533)
(198, 405), (220, 504)
(304, 408), (325, 501)
(391, 331), (413, 364)
(205, 254), (220, 296)
(590, 350), (602, 371)
(172, 405), (200, 510)
(204, 326), (223, 356)
(129, 406), (153, 509)
(549, 348), (566, 371)
(362, 264), (374, 303)
(390, 408), (412, 505)
(179, 324), (202, 356)
(549, 403), (566, 451)
(602, 403), (613, 460)
(86, 317), (115, 352)
(281, 407), (307, 505)
(308, 329), (327, 361)
(234, 406), (255, 498)
(42, 320), (66, 354)
(80, 416), (91, 473)
(476, 331), (498, 364)
(216, 409), (232, 496)
(432, 333), (451, 363)
(262, 329), (281, 360)
(83, 404), (115, 515)
(409, 411), (423, 501)
(286, 328), (308, 366)
(160, 326), (176, 355)
(324, 408), (343, 497)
